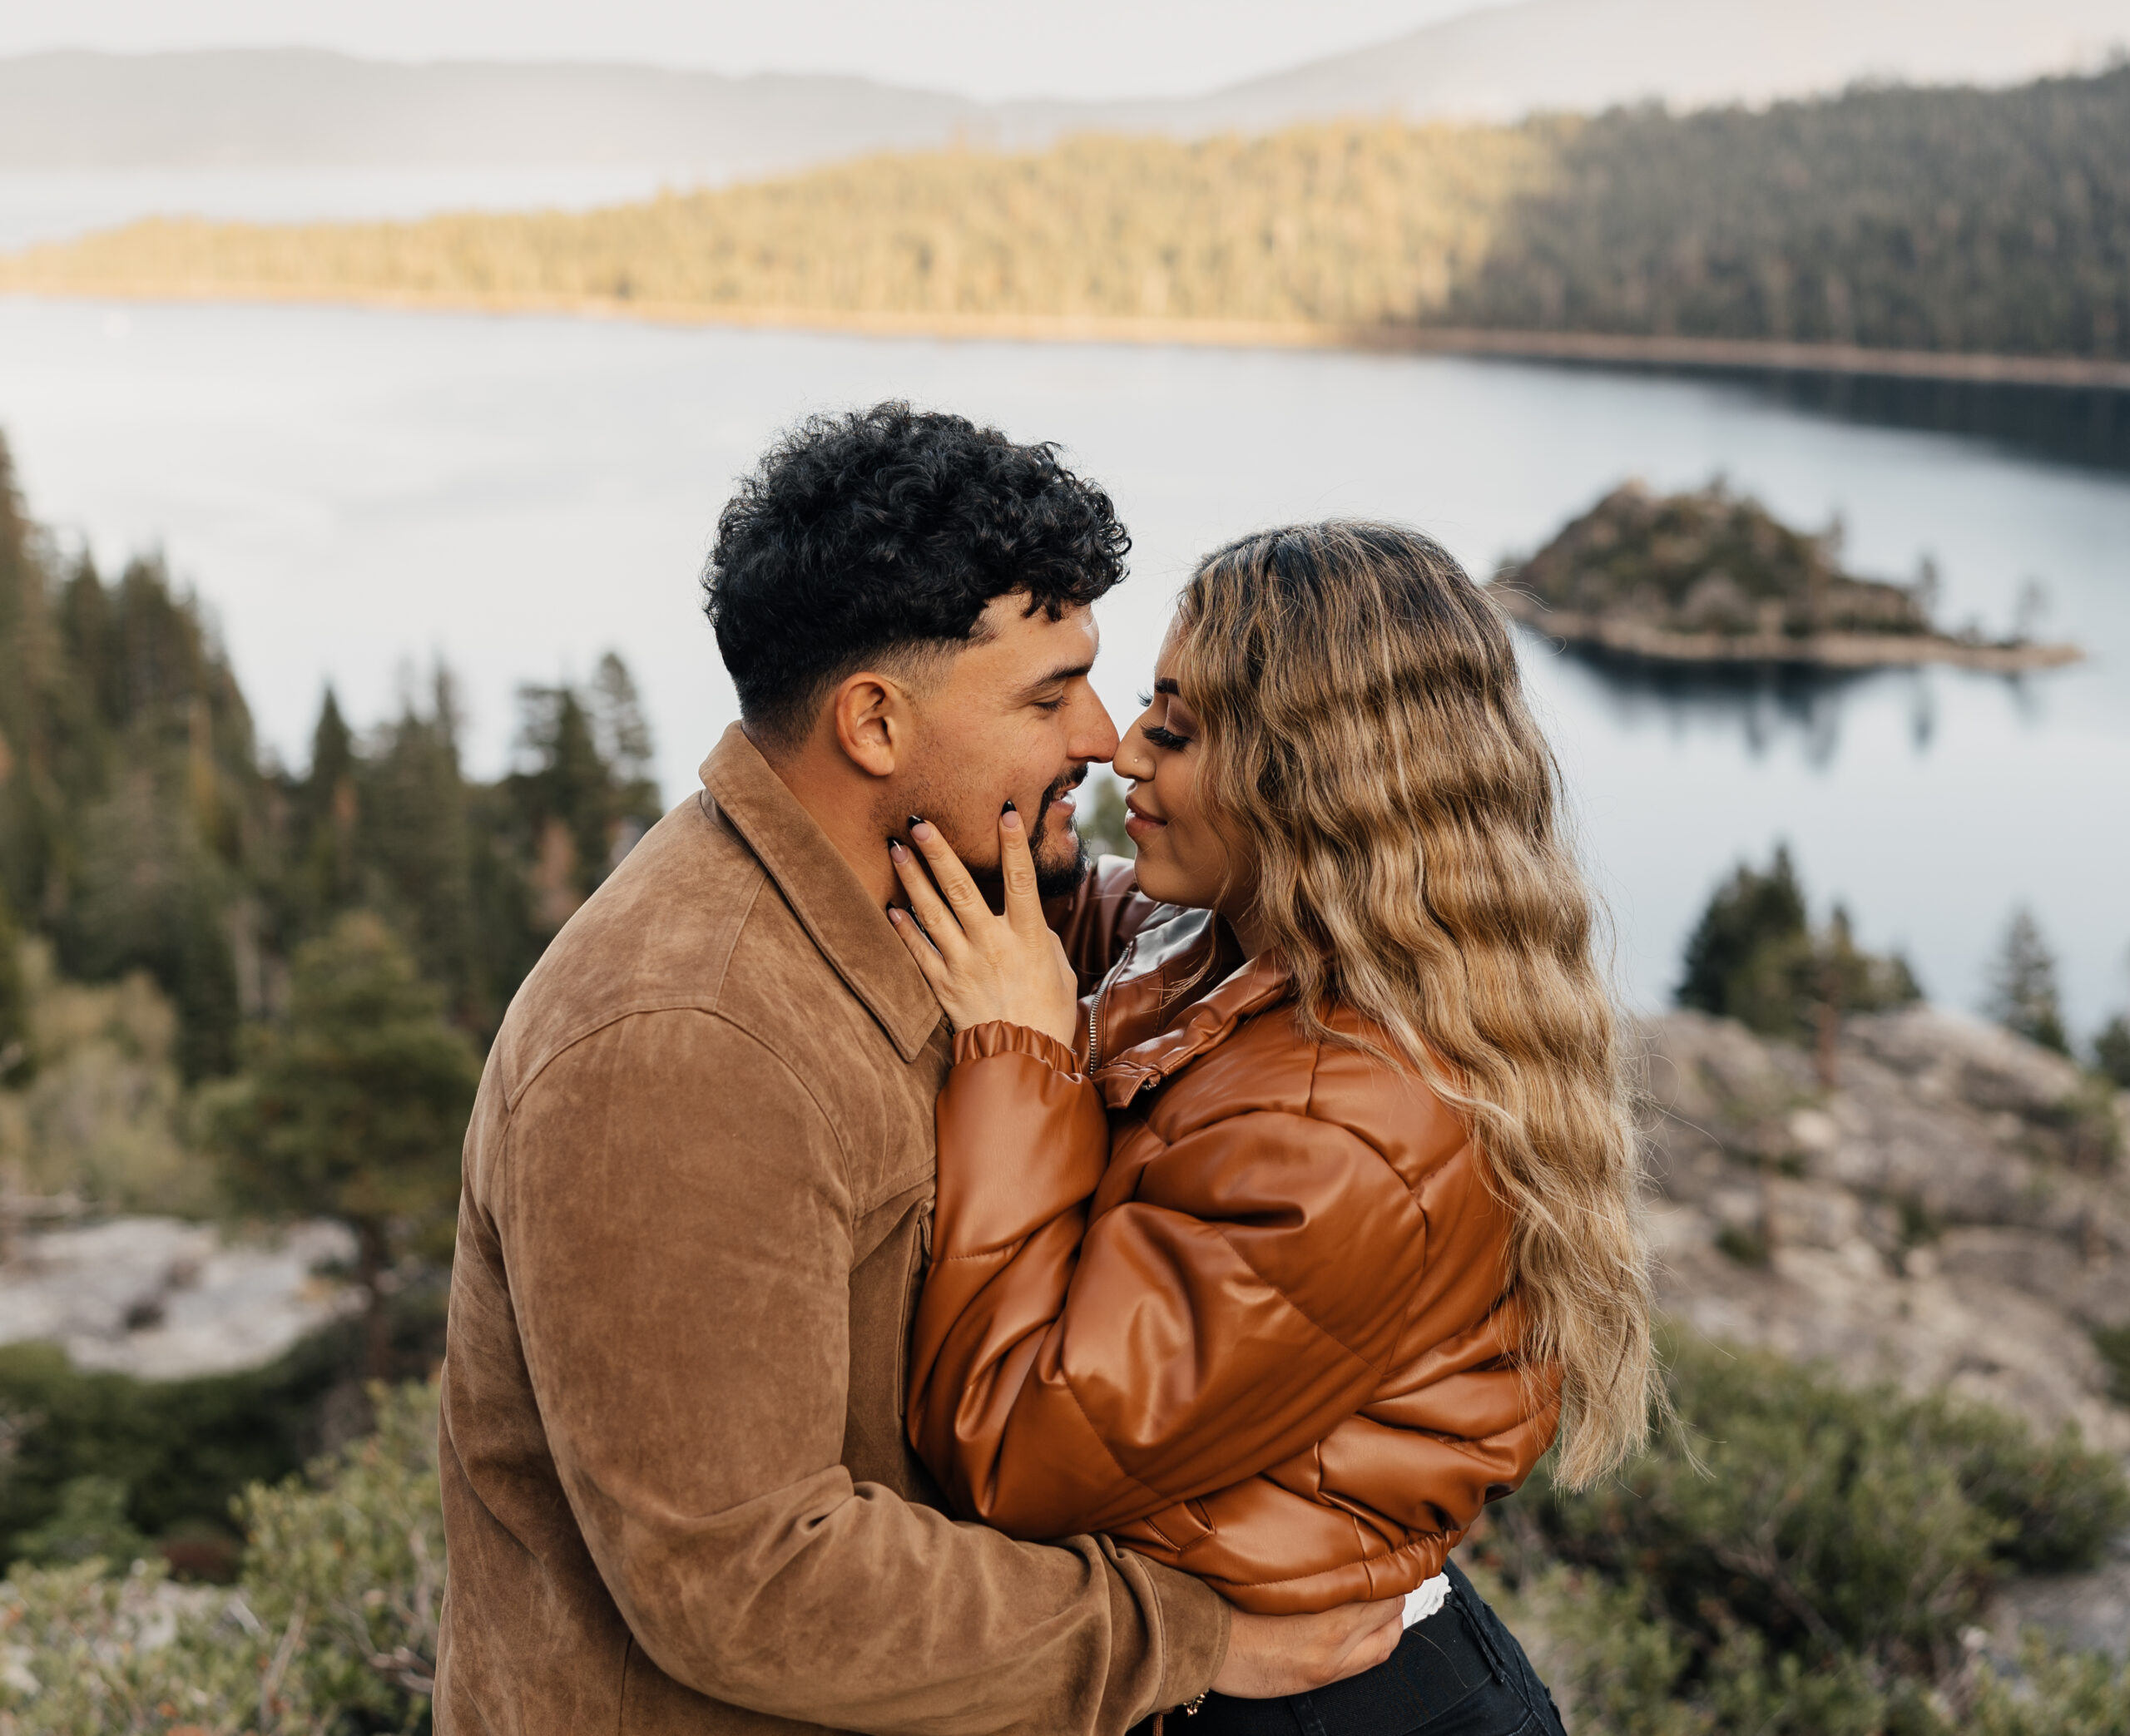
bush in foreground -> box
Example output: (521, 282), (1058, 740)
(1486, 1333), (2130, 1734)
(0, 1381), (440, 1734)
(2, 1342), (2124, 1733)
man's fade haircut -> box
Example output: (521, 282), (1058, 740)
(703, 403), (1130, 748)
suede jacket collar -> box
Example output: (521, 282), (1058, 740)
(698, 724), (942, 1061)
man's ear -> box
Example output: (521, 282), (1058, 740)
(827, 671), (909, 779)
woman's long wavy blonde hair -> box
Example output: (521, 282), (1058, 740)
(1176, 521), (1656, 1487)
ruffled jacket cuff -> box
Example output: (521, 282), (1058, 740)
(952, 1019), (1083, 1077)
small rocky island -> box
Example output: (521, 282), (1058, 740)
(1494, 480), (2081, 672)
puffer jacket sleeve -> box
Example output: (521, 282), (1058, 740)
(906, 1020), (1441, 1543)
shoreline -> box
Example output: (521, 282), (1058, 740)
(8, 279), (2130, 391)
(1497, 600), (2084, 674)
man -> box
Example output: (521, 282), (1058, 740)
(435, 404), (1402, 1734)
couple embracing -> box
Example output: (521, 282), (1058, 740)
(433, 404), (1656, 1736)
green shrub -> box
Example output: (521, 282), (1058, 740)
(0, 1380), (442, 1735)
(236, 1377), (443, 1730)
(9, 1474), (149, 1568)
(1915, 1394), (2130, 1571)
(0, 1336), (346, 1566)
(1969, 1640), (2130, 1736)
(0, 1557), (279, 1734)
(1522, 1335), (2129, 1685)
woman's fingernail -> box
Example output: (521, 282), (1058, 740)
(888, 906), (904, 924)
(889, 840), (909, 863)
(908, 817), (934, 841)
(1001, 798), (1017, 814)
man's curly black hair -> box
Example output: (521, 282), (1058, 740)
(702, 403), (1129, 746)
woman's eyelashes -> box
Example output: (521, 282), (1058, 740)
(1137, 690), (1191, 749)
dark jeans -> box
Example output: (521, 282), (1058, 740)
(1157, 1563), (1567, 1736)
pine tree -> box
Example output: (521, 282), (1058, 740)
(2093, 1015), (2130, 1089)
(1985, 907), (2069, 1054)
(1677, 845), (1810, 1026)
(360, 670), (481, 1026)
(0, 883), (27, 1084)
(205, 912), (480, 1377)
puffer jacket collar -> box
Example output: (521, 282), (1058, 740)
(1087, 908), (1293, 1108)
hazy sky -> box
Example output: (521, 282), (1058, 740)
(0, 0), (1518, 101)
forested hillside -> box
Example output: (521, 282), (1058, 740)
(5, 67), (2127, 359)
(0, 432), (661, 1087)
(1447, 72), (2130, 355)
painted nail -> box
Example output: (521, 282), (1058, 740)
(889, 840), (909, 862)
(888, 906), (904, 924)
(906, 815), (924, 830)
(1001, 799), (1017, 814)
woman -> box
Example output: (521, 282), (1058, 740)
(887, 522), (1655, 1735)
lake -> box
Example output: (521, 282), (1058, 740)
(1, 294), (2125, 1033)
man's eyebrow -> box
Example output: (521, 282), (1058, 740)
(1015, 660), (1095, 696)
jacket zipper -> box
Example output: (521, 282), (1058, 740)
(1085, 937), (1137, 1071)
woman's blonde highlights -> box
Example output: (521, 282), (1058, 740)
(1175, 522), (1657, 1486)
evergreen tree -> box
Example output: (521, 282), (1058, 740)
(1985, 907), (2070, 1054)
(1678, 846), (1810, 1024)
(1677, 852), (1918, 1042)
(205, 912), (479, 1377)
(2092, 1015), (2130, 1089)
(359, 670), (482, 1028)
(0, 884), (27, 1085)
(292, 686), (359, 924)
(507, 660), (664, 935)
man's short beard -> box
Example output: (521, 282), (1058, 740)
(1033, 767), (1092, 901)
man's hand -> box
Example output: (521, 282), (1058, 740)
(1211, 1597), (1406, 1699)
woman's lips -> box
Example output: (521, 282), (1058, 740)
(1122, 799), (1165, 843)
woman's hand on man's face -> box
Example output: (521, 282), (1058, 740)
(888, 807), (1082, 1048)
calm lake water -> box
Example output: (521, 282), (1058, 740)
(2, 295), (2126, 1031)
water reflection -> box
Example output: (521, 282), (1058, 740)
(1624, 365), (2130, 477)
(1519, 633), (2077, 768)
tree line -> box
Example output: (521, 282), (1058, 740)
(5, 67), (2128, 359)
(0, 430), (664, 1366)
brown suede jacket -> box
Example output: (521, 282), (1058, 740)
(908, 861), (1560, 1615)
(435, 731), (1227, 1736)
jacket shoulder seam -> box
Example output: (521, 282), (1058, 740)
(498, 856), (775, 1110)
(503, 1006), (856, 1179)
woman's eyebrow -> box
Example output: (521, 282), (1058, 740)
(1153, 677), (1180, 696)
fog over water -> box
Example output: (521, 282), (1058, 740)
(1, 294), (2125, 1030)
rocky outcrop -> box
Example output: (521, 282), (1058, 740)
(1642, 1005), (2130, 1450)
(0, 1217), (359, 1380)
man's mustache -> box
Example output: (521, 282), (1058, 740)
(1038, 763), (1091, 814)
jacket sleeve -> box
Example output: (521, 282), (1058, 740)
(907, 1021), (1437, 1542)
(492, 1009), (1227, 1735)
(1046, 856), (1167, 995)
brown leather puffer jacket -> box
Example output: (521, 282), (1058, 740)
(908, 862), (1560, 1615)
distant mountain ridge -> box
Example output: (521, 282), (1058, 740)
(0, 49), (983, 177)
(3, 0), (2126, 174)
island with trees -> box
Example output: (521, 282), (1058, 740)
(1492, 478), (2083, 672)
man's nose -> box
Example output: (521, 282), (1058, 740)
(1070, 684), (1120, 764)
